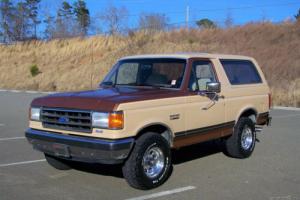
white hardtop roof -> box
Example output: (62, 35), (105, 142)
(120, 52), (253, 60)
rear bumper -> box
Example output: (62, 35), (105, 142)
(25, 128), (134, 164)
(257, 112), (272, 126)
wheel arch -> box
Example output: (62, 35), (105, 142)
(236, 107), (258, 124)
(135, 122), (174, 147)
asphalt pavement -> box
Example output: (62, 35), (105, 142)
(0, 91), (299, 200)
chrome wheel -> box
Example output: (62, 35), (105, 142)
(142, 147), (165, 178)
(241, 125), (253, 150)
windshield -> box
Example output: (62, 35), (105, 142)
(102, 58), (186, 89)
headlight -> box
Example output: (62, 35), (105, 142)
(30, 107), (41, 121)
(92, 111), (124, 129)
(92, 112), (109, 128)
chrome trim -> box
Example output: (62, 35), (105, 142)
(142, 146), (165, 178)
(41, 107), (92, 133)
(241, 125), (254, 150)
(41, 107), (92, 113)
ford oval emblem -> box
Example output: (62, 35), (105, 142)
(58, 116), (69, 123)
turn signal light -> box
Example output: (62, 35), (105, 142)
(108, 112), (124, 129)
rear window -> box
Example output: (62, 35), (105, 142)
(220, 60), (262, 85)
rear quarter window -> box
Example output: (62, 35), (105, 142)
(220, 60), (262, 85)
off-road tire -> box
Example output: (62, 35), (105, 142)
(44, 154), (71, 170)
(224, 117), (256, 158)
(122, 132), (172, 190)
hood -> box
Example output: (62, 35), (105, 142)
(31, 87), (184, 112)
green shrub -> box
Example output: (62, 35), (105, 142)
(30, 64), (40, 77)
(188, 38), (194, 44)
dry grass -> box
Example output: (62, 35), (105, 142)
(0, 22), (299, 106)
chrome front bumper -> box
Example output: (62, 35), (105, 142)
(25, 129), (134, 164)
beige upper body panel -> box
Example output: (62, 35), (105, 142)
(212, 58), (270, 123)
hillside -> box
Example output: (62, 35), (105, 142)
(0, 22), (299, 106)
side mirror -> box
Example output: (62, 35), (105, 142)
(100, 81), (113, 88)
(206, 82), (221, 93)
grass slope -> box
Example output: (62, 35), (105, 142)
(0, 22), (299, 106)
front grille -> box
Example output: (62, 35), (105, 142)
(41, 108), (92, 133)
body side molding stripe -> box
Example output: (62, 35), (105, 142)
(174, 121), (235, 138)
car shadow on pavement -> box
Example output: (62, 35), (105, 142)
(68, 162), (124, 178)
(172, 140), (223, 165)
(67, 140), (223, 179)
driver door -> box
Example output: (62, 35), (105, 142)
(176, 59), (226, 147)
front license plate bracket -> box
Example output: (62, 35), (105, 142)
(52, 143), (70, 158)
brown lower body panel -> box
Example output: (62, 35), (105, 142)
(173, 121), (235, 148)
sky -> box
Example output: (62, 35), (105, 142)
(41, 0), (300, 31)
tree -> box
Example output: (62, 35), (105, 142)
(196, 18), (217, 29)
(73, 0), (90, 36)
(54, 1), (77, 38)
(43, 15), (55, 40)
(13, 2), (29, 41)
(138, 13), (169, 31)
(100, 5), (128, 35)
(295, 9), (300, 21)
(25, 0), (41, 39)
(58, 1), (73, 19)
(0, 0), (15, 43)
(44, 1), (85, 39)
(0, 0), (41, 42)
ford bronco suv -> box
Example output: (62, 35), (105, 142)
(26, 53), (271, 189)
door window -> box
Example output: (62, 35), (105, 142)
(189, 60), (217, 91)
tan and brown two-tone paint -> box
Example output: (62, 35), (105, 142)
(30, 53), (271, 148)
